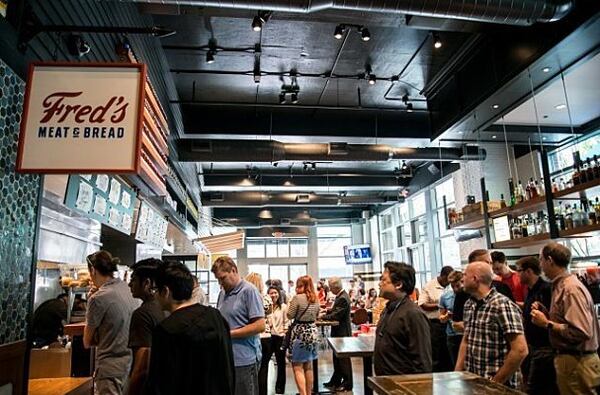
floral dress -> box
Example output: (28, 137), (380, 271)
(287, 294), (320, 363)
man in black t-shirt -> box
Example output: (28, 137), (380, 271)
(32, 294), (68, 347)
(146, 262), (235, 395)
(128, 259), (165, 395)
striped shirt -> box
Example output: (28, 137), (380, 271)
(463, 288), (524, 389)
(287, 294), (320, 322)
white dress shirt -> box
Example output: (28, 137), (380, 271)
(418, 278), (447, 320)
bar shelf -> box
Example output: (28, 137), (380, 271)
(449, 215), (486, 230)
(558, 223), (600, 238)
(553, 178), (600, 200)
(491, 233), (550, 249)
(488, 196), (547, 219)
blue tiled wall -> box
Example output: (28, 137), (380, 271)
(0, 59), (41, 344)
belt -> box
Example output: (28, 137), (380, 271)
(555, 349), (597, 357)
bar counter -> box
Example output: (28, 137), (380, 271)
(368, 371), (525, 394)
(29, 377), (92, 395)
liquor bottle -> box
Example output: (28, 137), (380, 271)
(552, 178), (559, 193)
(565, 205), (574, 230)
(573, 205), (583, 228)
(500, 194), (507, 208)
(587, 200), (597, 226)
(525, 181), (532, 201)
(573, 164), (581, 185)
(595, 197), (600, 222)
(537, 179), (545, 197)
(530, 178), (539, 199)
(540, 214), (549, 234)
(527, 216), (535, 236)
(580, 161), (588, 184)
(521, 218), (529, 238)
(594, 155), (600, 179)
(556, 204), (566, 231)
(586, 158), (594, 182)
(559, 178), (566, 191)
(517, 180), (525, 203)
(508, 178), (516, 207)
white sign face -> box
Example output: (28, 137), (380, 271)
(493, 216), (511, 242)
(17, 63), (145, 173)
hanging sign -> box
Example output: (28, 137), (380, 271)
(17, 62), (146, 173)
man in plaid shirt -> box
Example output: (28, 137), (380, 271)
(455, 261), (528, 389)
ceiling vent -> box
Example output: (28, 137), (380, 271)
(296, 194), (311, 203)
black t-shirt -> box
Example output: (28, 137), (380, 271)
(32, 299), (67, 346)
(452, 290), (470, 322)
(523, 278), (552, 348)
(492, 280), (515, 301)
(128, 299), (165, 349)
(145, 304), (235, 395)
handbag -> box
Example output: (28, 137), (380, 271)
(281, 303), (310, 351)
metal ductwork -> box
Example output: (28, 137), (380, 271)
(179, 139), (486, 162)
(202, 191), (399, 207)
(124, 0), (571, 25)
(228, 217), (365, 228)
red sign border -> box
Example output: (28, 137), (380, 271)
(16, 62), (147, 174)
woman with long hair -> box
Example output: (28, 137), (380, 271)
(287, 275), (320, 395)
(365, 288), (379, 309)
(258, 286), (289, 395)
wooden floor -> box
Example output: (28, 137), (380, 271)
(266, 349), (365, 395)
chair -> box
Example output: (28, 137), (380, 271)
(352, 308), (369, 326)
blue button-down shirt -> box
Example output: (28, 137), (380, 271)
(439, 289), (457, 336)
(217, 279), (265, 366)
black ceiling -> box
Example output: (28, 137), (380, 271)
(140, 3), (600, 228)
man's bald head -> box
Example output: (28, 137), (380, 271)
(464, 261), (494, 295)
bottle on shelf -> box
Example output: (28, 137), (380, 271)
(580, 161), (588, 184)
(595, 197), (600, 223)
(586, 200), (597, 226)
(573, 164), (581, 186)
(516, 180), (525, 203)
(536, 179), (544, 197)
(530, 178), (539, 199)
(559, 178), (566, 191)
(521, 218), (529, 238)
(586, 158), (594, 182)
(552, 178), (559, 193)
(508, 178), (516, 207)
(594, 155), (600, 179)
(555, 203), (566, 231)
(500, 194), (507, 209)
(564, 205), (574, 230)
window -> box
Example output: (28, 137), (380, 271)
(318, 226), (353, 278)
(410, 193), (426, 217)
(290, 239), (308, 257)
(248, 264), (269, 283)
(247, 240), (265, 258)
(277, 240), (289, 257)
(266, 240), (278, 258)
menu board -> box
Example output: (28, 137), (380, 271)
(135, 201), (168, 249)
(493, 215), (511, 242)
(64, 174), (136, 235)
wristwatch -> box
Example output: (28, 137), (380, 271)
(546, 322), (554, 330)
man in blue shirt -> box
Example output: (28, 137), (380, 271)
(212, 256), (266, 395)
(439, 270), (463, 367)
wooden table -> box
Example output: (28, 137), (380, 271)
(29, 377), (92, 395)
(328, 336), (375, 395)
(368, 371), (525, 394)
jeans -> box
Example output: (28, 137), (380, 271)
(430, 319), (452, 372)
(446, 334), (463, 368)
(236, 362), (260, 395)
(258, 336), (287, 395)
(525, 346), (558, 395)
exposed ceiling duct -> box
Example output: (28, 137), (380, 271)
(179, 139), (486, 162)
(202, 191), (399, 207)
(122, 0), (571, 25)
(226, 217), (365, 228)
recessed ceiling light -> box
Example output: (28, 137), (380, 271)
(492, 104), (499, 109)
(543, 137), (547, 140)
(492, 135), (497, 139)
(300, 50), (309, 57)
(542, 67), (551, 73)
(555, 104), (567, 110)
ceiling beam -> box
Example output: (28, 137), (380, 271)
(202, 191), (400, 207)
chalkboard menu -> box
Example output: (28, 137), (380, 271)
(64, 174), (136, 235)
(135, 200), (168, 249)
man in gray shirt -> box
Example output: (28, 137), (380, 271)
(84, 251), (139, 395)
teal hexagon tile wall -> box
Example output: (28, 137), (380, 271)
(0, 59), (41, 344)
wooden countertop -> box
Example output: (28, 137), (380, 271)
(368, 371), (525, 394)
(327, 336), (375, 358)
(29, 377), (92, 395)
(64, 322), (85, 336)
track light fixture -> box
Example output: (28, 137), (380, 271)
(206, 50), (215, 64)
(368, 74), (377, 85)
(251, 11), (272, 32)
(279, 77), (300, 104)
(406, 103), (414, 112)
(334, 24), (371, 41)
(290, 93), (299, 104)
(360, 27), (371, 42)
(433, 33), (442, 49)
(278, 93), (286, 104)
(334, 24), (345, 39)
(252, 16), (263, 32)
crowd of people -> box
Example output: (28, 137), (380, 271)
(76, 241), (600, 395)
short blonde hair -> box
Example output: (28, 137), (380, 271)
(211, 256), (237, 274)
(245, 272), (264, 293)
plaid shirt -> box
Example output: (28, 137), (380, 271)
(463, 288), (524, 388)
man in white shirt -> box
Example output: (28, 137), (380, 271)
(419, 266), (453, 372)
